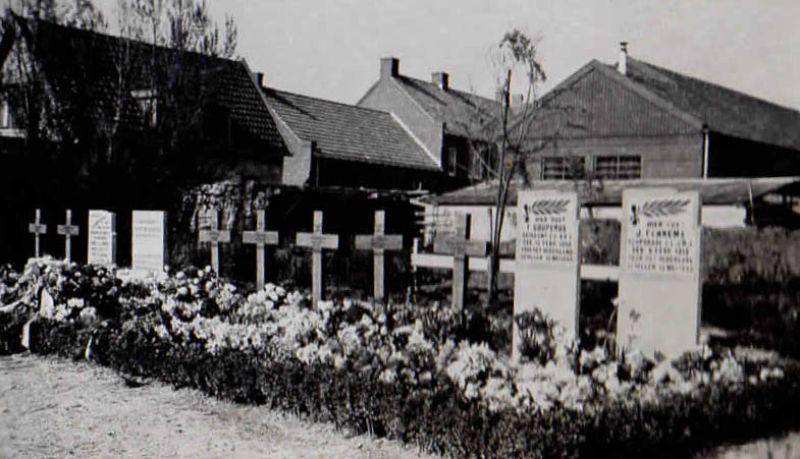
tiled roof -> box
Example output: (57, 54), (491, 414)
(20, 18), (285, 152)
(624, 58), (800, 150)
(425, 177), (800, 207)
(393, 76), (501, 138)
(262, 88), (440, 170)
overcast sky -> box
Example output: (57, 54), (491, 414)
(30, 0), (800, 109)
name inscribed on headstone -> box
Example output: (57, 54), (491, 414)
(132, 211), (167, 273)
(513, 189), (581, 358)
(87, 210), (117, 265)
(624, 197), (697, 275)
(518, 196), (578, 265)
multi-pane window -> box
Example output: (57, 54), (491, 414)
(594, 155), (642, 179)
(541, 156), (586, 180)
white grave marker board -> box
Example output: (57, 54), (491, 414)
(132, 211), (167, 273)
(87, 210), (117, 265)
(617, 188), (702, 358)
(514, 190), (581, 358)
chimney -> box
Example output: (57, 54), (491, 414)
(617, 42), (628, 75)
(380, 57), (399, 79)
(255, 72), (264, 87)
(432, 71), (449, 90)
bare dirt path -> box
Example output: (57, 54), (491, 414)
(0, 353), (435, 458)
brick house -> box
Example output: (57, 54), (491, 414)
(524, 44), (800, 181)
(357, 57), (501, 188)
(261, 87), (444, 190)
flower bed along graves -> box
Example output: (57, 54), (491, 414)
(2, 258), (800, 458)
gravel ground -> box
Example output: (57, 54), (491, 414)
(0, 353), (435, 458)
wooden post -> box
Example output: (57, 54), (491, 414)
(28, 209), (47, 258)
(198, 209), (231, 274)
(296, 211), (339, 308)
(432, 213), (488, 311)
(242, 209), (279, 290)
(57, 209), (80, 262)
(355, 210), (403, 301)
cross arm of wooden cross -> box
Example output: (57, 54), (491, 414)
(355, 234), (403, 251)
(433, 238), (489, 258)
(198, 229), (231, 243)
(243, 231), (279, 246)
(57, 225), (80, 236)
(28, 223), (47, 234)
(296, 233), (339, 250)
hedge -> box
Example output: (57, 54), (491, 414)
(18, 317), (800, 459)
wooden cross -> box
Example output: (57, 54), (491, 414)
(57, 209), (80, 262)
(242, 209), (279, 290)
(198, 209), (231, 274)
(432, 213), (488, 311)
(28, 209), (47, 258)
(355, 210), (403, 302)
(296, 211), (339, 308)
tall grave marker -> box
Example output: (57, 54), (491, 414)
(432, 213), (488, 311)
(57, 209), (80, 262)
(132, 211), (168, 274)
(617, 188), (702, 357)
(28, 209), (47, 258)
(514, 190), (581, 358)
(355, 210), (403, 301)
(242, 209), (278, 290)
(87, 210), (117, 265)
(296, 211), (339, 308)
(198, 209), (230, 274)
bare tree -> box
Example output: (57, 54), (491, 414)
(461, 29), (548, 305)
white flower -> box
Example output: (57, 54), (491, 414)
(379, 368), (397, 384)
(295, 343), (320, 365)
(67, 298), (85, 309)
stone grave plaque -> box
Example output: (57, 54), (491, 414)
(617, 188), (702, 358)
(513, 190), (581, 358)
(132, 211), (167, 273)
(87, 210), (117, 265)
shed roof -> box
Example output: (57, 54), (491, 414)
(624, 58), (800, 150)
(424, 177), (800, 207)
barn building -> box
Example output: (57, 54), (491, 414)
(524, 43), (800, 181)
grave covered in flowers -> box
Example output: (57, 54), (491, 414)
(1, 257), (800, 458)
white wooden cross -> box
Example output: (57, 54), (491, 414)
(28, 209), (47, 258)
(57, 209), (80, 262)
(432, 213), (488, 311)
(355, 210), (403, 302)
(242, 209), (279, 290)
(296, 211), (339, 308)
(198, 209), (231, 274)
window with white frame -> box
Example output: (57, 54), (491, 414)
(594, 155), (642, 180)
(541, 156), (587, 180)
